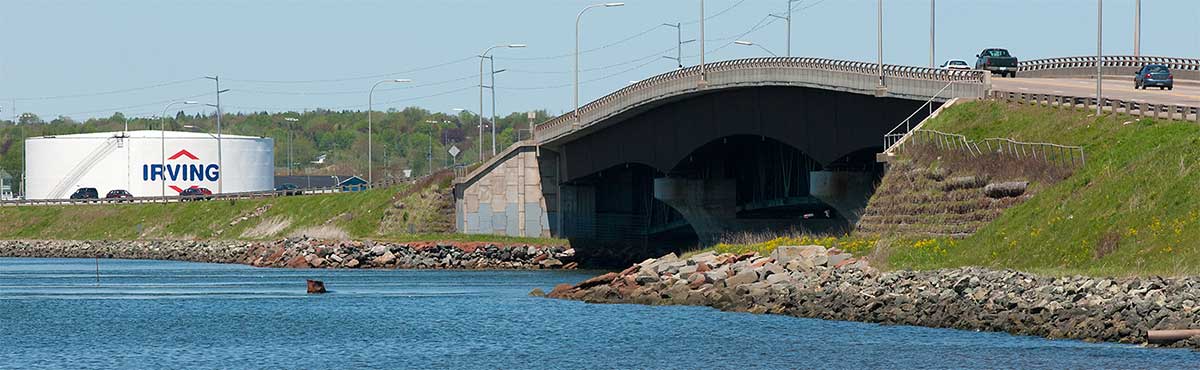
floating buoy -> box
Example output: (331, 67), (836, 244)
(306, 279), (327, 294)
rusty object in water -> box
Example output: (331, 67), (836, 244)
(1147, 329), (1200, 344)
(306, 279), (327, 294)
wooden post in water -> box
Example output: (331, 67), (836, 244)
(95, 256), (100, 286)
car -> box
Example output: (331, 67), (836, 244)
(275, 183), (302, 196)
(179, 187), (213, 201)
(1135, 64), (1173, 90)
(939, 59), (971, 70)
(105, 189), (134, 202)
(975, 48), (1019, 77)
(70, 187), (99, 201)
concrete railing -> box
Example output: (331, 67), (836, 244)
(1018, 55), (1200, 80)
(534, 57), (989, 144)
(991, 90), (1200, 122)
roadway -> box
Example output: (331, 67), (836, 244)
(993, 77), (1200, 107)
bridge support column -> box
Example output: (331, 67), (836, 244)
(653, 177), (737, 246)
(809, 171), (876, 227)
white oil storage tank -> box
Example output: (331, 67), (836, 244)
(25, 130), (274, 200)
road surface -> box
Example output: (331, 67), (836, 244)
(993, 77), (1200, 107)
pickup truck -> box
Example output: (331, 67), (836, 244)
(975, 48), (1019, 77)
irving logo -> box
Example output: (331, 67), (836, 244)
(142, 149), (219, 193)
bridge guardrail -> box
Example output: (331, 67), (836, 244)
(533, 57), (989, 144)
(1018, 55), (1200, 80)
(991, 90), (1200, 123)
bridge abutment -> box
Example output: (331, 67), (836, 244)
(454, 144), (557, 238)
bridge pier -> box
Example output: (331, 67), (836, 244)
(653, 177), (737, 246)
(809, 171), (876, 227)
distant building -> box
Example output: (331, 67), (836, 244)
(338, 176), (368, 192)
(0, 169), (12, 200)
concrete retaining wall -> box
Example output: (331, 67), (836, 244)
(455, 145), (556, 238)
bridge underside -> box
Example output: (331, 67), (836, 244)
(535, 86), (935, 261)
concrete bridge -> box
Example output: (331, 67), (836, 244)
(453, 55), (1198, 256)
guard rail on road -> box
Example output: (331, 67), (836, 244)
(1018, 55), (1200, 80)
(0, 177), (417, 208)
(991, 90), (1200, 123)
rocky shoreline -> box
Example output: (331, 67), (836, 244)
(544, 245), (1200, 349)
(0, 238), (577, 270)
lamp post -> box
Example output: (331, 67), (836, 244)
(203, 76), (228, 194)
(160, 101), (199, 201)
(479, 44), (525, 159)
(368, 78), (412, 186)
(699, 0), (706, 85)
(1096, 0), (1103, 116)
(734, 40), (778, 56)
(574, 3), (625, 125)
(661, 23), (696, 68)
(283, 117), (299, 176)
(424, 119), (450, 175)
(767, 0), (801, 56)
(1133, 0), (1140, 56)
(930, 0), (935, 67)
(877, 0), (884, 88)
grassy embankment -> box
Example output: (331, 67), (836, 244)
(705, 100), (1200, 277)
(0, 173), (564, 246)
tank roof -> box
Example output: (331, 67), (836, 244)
(27, 130), (268, 140)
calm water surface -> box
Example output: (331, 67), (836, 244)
(1, 258), (1198, 369)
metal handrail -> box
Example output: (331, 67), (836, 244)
(899, 129), (1086, 168)
(882, 82), (956, 154)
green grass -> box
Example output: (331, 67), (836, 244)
(881, 100), (1200, 276)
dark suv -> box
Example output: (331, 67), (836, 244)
(1135, 64), (1173, 90)
(275, 183), (302, 196)
(70, 188), (99, 201)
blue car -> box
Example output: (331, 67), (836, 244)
(1135, 64), (1173, 90)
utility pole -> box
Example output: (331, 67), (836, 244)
(699, 0), (706, 85)
(930, 0), (936, 67)
(204, 75), (224, 194)
(877, 0), (884, 88)
(768, 0), (799, 56)
(1133, 0), (1141, 56)
(1097, 0), (1103, 116)
(661, 23), (694, 68)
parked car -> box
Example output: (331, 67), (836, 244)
(1135, 64), (1173, 90)
(105, 189), (134, 202)
(179, 187), (213, 201)
(975, 48), (1019, 77)
(70, 187), (99, 201)
(939, 59), (972, 70)
(275, 183), (302, 196)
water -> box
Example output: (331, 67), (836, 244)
(1, 258), (1197, 369)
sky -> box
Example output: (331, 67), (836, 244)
(0, 0), (1197, 121)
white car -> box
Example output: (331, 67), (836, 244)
(939, 59), (971, 70)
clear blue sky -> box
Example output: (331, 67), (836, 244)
(1, 0), (1196, 121)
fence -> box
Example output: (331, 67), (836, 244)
(882, 82), (957, 154)
(991, 90), (1200, 123)
(901, 129), (1086, 168)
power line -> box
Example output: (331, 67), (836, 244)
(2, 78), (205, 102)
(225, 56), (477, 84)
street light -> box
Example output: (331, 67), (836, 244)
(424, 119), (451, 175)
(368, 78), (412, 186)
(734, 40), (778, 56)
(574, 3), (624, 125)
(767, 0), (802, 57)
(160, 100), (199, 201)
(661, 23), (696, 68)
(203, 76), (229, 194)
(479, 44), (525, 159)
(1096, 0), (1103, 116)
(283, 117), (299, 176)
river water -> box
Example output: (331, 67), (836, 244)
(1, 258), (1197, 369)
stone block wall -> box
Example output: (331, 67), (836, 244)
(455, 146), (556, 238)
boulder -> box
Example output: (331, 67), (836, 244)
(344, 258), (360, 268)
(372, 251), (397, 266)
(540, 258), (563, 269)
(577, 272), (619, 289)
(828, 253), (851, 267)
(528, 288), (546, 297)
(369, 245), (388, 256)
(306, 279), (326, 294)
(285, 255), (309, 269)
(724, 269), (760, 288)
